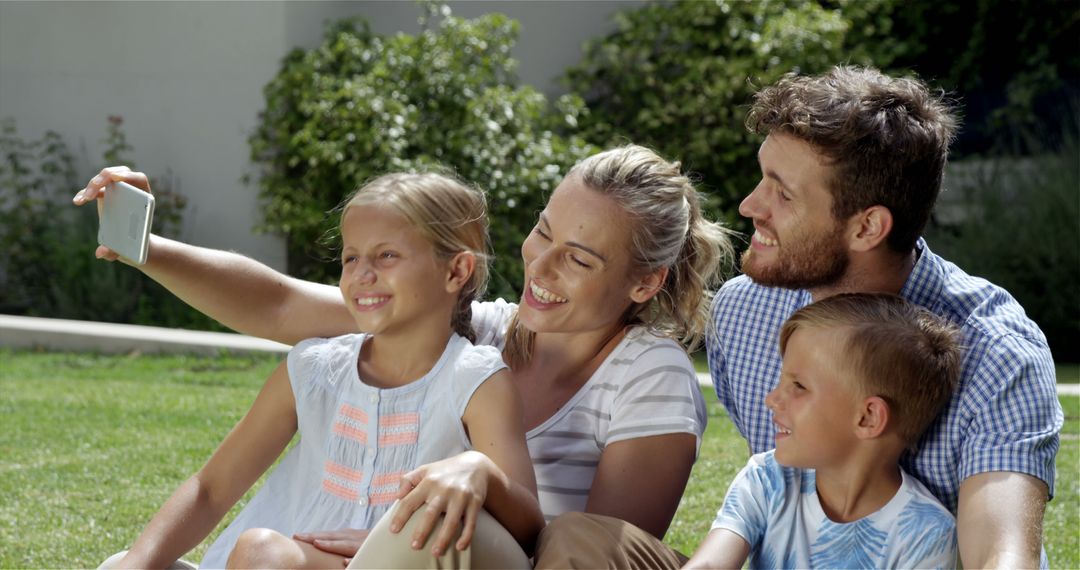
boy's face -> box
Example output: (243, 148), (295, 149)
(765, 326), (864, 469)
(738, 133), (852, 290)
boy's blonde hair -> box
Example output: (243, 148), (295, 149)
(779, 293), (962, 445)
(504, 145), (736, 367)
(343, 172), (490, 343)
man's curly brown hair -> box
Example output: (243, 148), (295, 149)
(747, 66), (958, 253)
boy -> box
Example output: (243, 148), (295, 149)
(685, 293), (961, 569)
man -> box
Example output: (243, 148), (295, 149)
(534, 66), (1061, 569)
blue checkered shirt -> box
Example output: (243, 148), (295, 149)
(707, 238), (1062, 513)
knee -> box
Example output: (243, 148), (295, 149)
(226, 528), (296, 569)
(539, 511), (593, 546)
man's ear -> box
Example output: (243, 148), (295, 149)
(444, 252), (476, 294)
(629, 266), (669, 304)
(847, 206), (893, 253)
(855, 395), (890, 440)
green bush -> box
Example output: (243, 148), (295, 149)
(564, 0), (1078, 229)
(248, 3), (596, 298)
(926, 123), (1080, 361)
(563, 0), (893, 233)
(0, 117), (223, 331)
(873, 0), (1080, 157)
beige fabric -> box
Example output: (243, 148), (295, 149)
(348, 502), (531, 570)
(97, 550), (198, 569)
(533, 512), (688, 570)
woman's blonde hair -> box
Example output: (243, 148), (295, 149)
(505, 145), (735, 366)
(343, 172), (490, 342)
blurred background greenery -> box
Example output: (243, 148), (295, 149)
(1, 0), (1076, 360)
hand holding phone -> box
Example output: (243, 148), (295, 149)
(97, 180), (155, 265)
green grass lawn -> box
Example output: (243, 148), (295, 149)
(2, 350), (1077, 568)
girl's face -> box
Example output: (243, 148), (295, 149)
(518, 175), (661, 337)
(339, 203), (458, 339)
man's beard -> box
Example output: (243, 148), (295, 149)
(740, 223), (849, 290)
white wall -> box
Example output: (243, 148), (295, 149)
(0, 0), (642, 271)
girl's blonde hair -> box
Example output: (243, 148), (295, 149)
(344, 172), (490, 342)
(505, 145), (736, 367)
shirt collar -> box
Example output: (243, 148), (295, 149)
(898, 237), (945, 310)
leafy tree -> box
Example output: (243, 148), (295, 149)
(249, 4), (595, 297)
(566, 0), (1079, 233)
(564, 0), (882, 233)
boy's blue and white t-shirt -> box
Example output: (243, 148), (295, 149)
(713, 451), (957, 569)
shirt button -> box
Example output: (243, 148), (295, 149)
(358, 497), (367, 506)
(369, 394), (378, 403)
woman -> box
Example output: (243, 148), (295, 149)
(74, 145), (735, 567)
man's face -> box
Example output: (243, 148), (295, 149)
(738, 133), (851, 290)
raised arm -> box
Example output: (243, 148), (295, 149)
(957, 471), (1047, 568)
(73, 167), (354, 344)
(114, 361), (298, 568)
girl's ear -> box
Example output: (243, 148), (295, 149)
(629, 266), (668, 304)
(855, 395), (890, 440)
(445, 251), (476, 294)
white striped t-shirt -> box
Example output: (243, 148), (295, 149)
(472, 299), (708, 521)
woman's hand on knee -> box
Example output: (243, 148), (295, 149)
(292, 528), (370, 557)
(392, 452), (492, 555)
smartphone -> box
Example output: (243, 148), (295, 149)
(98, 181), (155, 265)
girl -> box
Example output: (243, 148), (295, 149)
(100, 173), (542, 569)
(78, 145), (734, 566)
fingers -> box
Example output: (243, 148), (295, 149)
(455, 497), (482, 552)
(73, 166), (150, 205)
(311, 539), (361, 557)
(293, 529), (369, 557)
(390, 471), (427, 534)
(95, 245), (120, 262)
(397, 470), (420, 499)
(409, 495), (446, 551)
(430, 498), (466, 557)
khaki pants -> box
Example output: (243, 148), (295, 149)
(348, 502), (531, 570)
(533, 512), (688, 570)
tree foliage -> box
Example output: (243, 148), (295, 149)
(564, 0), (885, 234)
(0, 117), (215, 330)
(565, 0), (1078, 231)
(249, 4), (595, 297)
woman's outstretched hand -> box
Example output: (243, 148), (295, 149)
(72, 166), (152, 262)
(391, 451), (496, 556)
(293, 528), (370, 558)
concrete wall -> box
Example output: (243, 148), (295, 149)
(0, 0), (642, 271)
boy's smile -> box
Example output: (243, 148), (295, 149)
(765, 326), (863, 470)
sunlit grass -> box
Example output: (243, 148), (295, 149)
(1, 350), (1076, 567)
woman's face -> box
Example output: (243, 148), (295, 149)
(518, 175), (658, 336)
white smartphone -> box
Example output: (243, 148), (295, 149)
(98, 180), (155, 265)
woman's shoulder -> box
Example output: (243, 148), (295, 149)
(613, 327), (694, 368)
(588, 327), (697, 394)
